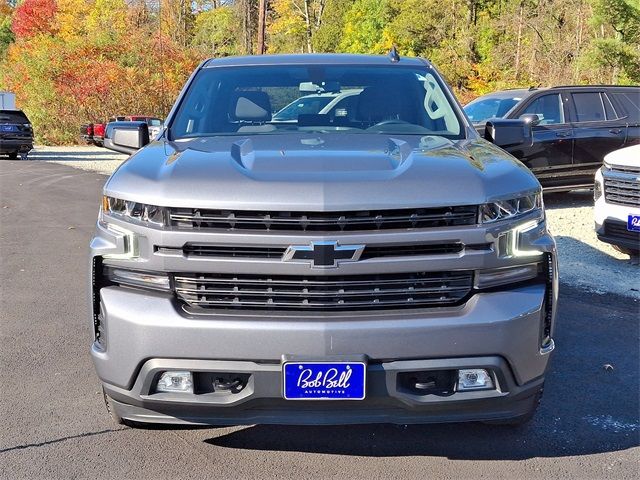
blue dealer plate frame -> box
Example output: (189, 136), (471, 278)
(628, 214), (640, 232)
(283, 361), (366, 400)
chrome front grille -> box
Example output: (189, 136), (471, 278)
(179, 242), (466, 259)
(174, 271), (474, 311)
(609, 165), (640, 175)
(168, 206), (478, 232)
(604, 176), (640, 207)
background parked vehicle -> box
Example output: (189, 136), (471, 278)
(272, 89), (363, 122)
(464, 86), (640, 191)
(594, 144), (640, 256)
(92, 123), (106, 147)
(80, 123), (94, 144)
(0, 109), (33, 160)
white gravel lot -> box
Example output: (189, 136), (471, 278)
(28, 145), (640, 299)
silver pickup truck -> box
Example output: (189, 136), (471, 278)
(91, 53), (558, 427)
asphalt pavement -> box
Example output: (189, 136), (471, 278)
(0, 160), (638, 480)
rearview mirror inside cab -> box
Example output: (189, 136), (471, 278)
(484, 118), (533, 148)
(104, 121), (150, 155)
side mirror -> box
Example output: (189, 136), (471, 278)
(104, 121), (149, 155)
(519, 113), (540, 126)
(484, 119), (533, 148)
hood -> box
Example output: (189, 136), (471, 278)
(604, 144), (640, 169)
(105, 133), (540, 210)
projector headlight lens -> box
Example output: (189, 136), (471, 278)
(102, 196), (166, 227)
(480, 193), (542, 223)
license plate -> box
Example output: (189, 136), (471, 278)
(628, 215), (640, 232)
(283, 361), (366, 400)
(0, 125), (16, 132)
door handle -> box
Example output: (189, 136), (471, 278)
(555, 131), (571, 138)
(609, 128), (622, 134)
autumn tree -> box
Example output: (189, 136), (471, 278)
(11, 0), (57, 38)
(0, 3), (14, 58)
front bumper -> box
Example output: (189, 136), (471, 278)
(93, 283), (554, 425)
(104, 357), (545, 426)
(594, 169), (640, 250)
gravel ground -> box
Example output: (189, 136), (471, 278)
(28, 145), (640, 299)
(30, 144), (127, 175)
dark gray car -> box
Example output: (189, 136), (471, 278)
(91, 53), (558, 427)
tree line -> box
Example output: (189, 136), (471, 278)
(0, 0), (638, 144)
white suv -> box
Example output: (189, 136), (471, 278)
(595, 144), (640, 256)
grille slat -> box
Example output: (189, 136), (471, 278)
(603, 220), (640, 244)
(169, 206), (478, 232)
(175, 271), (473, 311)
(181, 243), (465, 259)
(604, 175), (640, 207)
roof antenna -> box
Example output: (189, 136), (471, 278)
(388, 45), (400, 63)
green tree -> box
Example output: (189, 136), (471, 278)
(192, 5), (239, 56)
(0, 9), (14, 60)
(587, 0), (640, 82)
(338, 0), (392, 53)
(312, 0), (353, 52)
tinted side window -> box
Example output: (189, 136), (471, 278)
(522, 94), (564, 125)
(572, 92), (605, 122)
(610, 91), (640, 123)
(602, 93), (618, 120)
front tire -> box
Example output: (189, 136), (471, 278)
(7, 151), (18, 159)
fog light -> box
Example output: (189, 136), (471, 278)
(156, 371), (193, 393)
(458, 369), (493, 391)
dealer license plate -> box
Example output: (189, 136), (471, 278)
(628, 214), (640, 232)
(283, 361), (366, 400)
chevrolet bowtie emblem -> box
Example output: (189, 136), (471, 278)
(283, 241), (365, 268)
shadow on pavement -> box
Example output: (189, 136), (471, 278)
(27, 149), (126, 161)
(543, 189), (593, 210)
(204, 286), (639, 460)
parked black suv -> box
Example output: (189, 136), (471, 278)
(464, 86), (640, 191)
(0, 109), (33, 160)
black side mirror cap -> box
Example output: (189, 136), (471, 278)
(104, 121), (150, 155)
(484, 119), (533, 148)
(519, 113), (541, 126)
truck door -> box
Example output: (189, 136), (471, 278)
(507, 92), (574, 189)
(569, 91), (626, 182)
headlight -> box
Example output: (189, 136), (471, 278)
(594, 179), (603, 201)
(102, 196), (166, 226)
(479, 193), (542, 223)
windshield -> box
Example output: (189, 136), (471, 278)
(0, 110), (29, 124)
(170, 65), (463, 139)
(464, 96), (521, 124)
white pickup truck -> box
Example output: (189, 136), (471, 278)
(594, 144), (640, 257)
